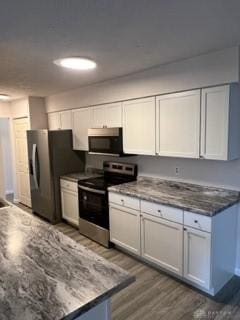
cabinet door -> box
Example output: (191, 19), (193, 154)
(48, 112), (61, 130)
(183, 227), (211, 289)
(72, 108), (92, 151)
(201, 86), (229, 160)
(61, 189), (79, 226)
(109, 204), (140, 255)
(141, 213), (183, 275)
(91, 106), (106, 128)
(92, 103), (122, 128)
(60, 110), (72, 129)
(105, 103), (122, 127)
(156, 90), (200, 158)
(123, 97), (156, 155)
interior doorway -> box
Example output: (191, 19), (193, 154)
(12, 117), (31, 207)
(0, 118), (14, 199)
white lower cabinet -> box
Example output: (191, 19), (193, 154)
(109, 192), (238, 296)
(141, 213), (183, 276)
(109, 204), (140, 255)
(183, 227), (211, 290)
(60, 179), (79, 226)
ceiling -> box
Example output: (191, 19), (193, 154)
(1, 0), (240, 100)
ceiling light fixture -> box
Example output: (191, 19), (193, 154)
(0, 94), (10, 101)
(54, 57), (97, 70)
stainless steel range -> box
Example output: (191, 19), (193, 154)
(78, 161), (137, 247)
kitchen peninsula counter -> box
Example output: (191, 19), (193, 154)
(0, 205), (134, 320)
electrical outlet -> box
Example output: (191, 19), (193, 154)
(175, 167), (180, 176)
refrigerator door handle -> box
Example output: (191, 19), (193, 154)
(32, 143), (39, 189)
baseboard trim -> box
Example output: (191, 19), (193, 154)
(235, 268), (240, 276)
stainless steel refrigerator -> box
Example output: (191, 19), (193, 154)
(27, 130), (85, 223)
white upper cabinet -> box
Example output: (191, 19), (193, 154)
(123, 97), (156, 155)
(72, 108), (92, 151)
(91, 102), (122, 128)
(156, 90), (201, 158)
(200, 84), (240, 160)
(60, 110), (72, 129)
(105, 103), (122, 127)
(48, 111), (72, 130)
(48, 112), (61, 130)
(91, 106), (106, 128)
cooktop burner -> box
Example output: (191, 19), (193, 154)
(78, 161), (138, 191)
(78, 176), (133, 191)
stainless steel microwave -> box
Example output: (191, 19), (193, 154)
(88, 127), (124, 156)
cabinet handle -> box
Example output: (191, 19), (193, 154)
(194, 220), (198, 223)
(121, 199), (124, 205)
(183, 227), (187, 231)
(157, 209), (161, 213)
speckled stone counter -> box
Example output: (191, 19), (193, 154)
(108, 177), (240, 216)
(61, 172), (101, 182)
(0, 205), (134, 320)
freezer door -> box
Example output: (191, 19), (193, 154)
(27, 130), (55, 221)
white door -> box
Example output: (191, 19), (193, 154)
(183, 226), (211, 289)
(13, 118), (31, 207)
(60, 110), (72, 129)
(141, 213), (183, 275)
(156, 90), (200, 158)
(109, 204), (140, 255)
(201, 85), (229, 160)
(48, 112), (61, 130)
(123, 97), (156, 155)
(61, 189), (79, 226)
(72, 108), (92, 151)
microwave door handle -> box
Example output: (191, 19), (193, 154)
(78, 185), (106, 195)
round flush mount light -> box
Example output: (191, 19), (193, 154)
(0, 94), (10, 101)
(54, 57), (97, 70)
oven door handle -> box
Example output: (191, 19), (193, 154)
(78, 185), (106, 195)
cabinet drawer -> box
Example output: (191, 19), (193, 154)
(184, 211), (211, 233)
(109, 192), (140, 211)
(60, 179), (78, 192)
(141, 200), (183, 224)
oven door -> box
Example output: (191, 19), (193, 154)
(78, 185), (109, 229)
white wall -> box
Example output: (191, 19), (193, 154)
(46, 46), (240, 112)
(10, 98), (29, 118)
(0, 101), (10, 117)
(0, 119), (13, 196)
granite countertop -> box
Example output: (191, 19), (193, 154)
(108, 177), (240, 216)
(0, 205), (134, 320)
(60, 172), (102, 182)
